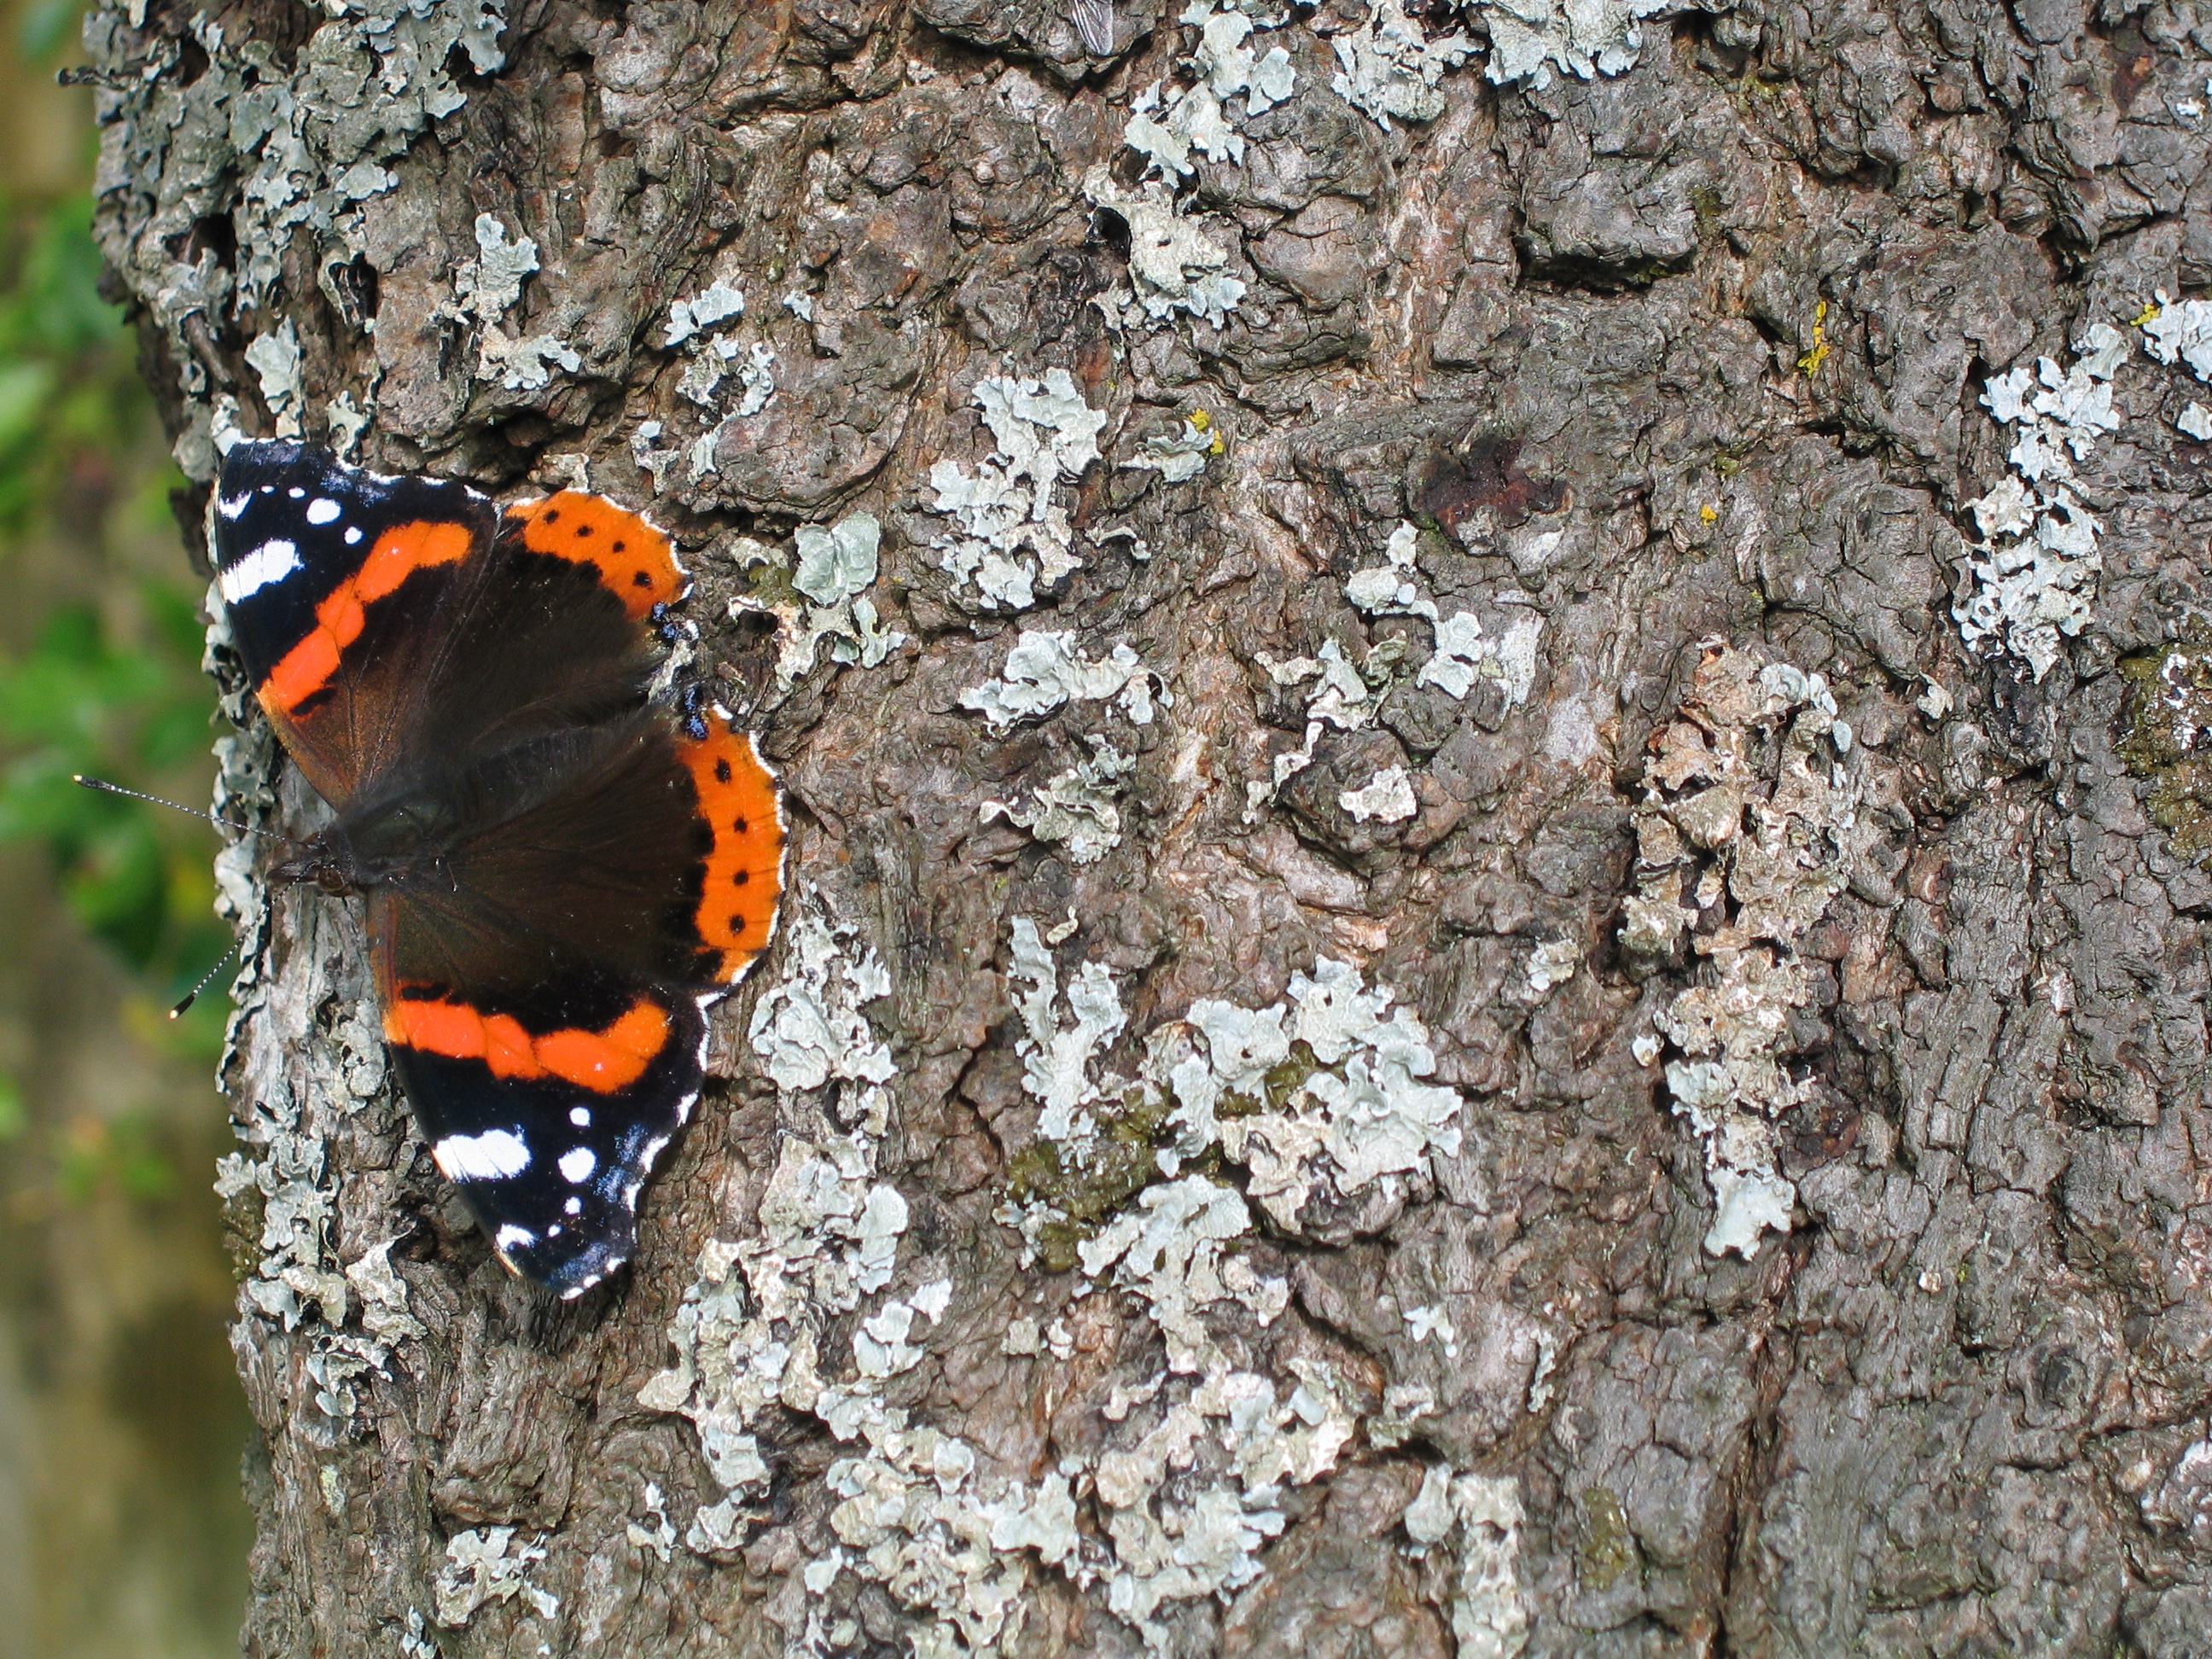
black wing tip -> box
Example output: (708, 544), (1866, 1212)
(501, 1227), (635, 1301)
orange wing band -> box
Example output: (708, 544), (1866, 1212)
(679, 724), (784, 982)
(387, 992), (672, 1094)
(259, 520), (474, 716)
(505, 492), (686, 618)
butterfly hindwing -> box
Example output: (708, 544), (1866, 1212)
(381, 975), (709, 1296)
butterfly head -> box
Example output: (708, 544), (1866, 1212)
(272, 830), (367, 897)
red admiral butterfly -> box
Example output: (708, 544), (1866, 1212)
(212, 441), (785, 1297)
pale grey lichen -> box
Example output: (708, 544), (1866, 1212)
(1622, 648), (1862, 1258)
(1169, 958), (1464, 1236)
(1472, 0), (1672, 89)
(656, 281), (779, 478)
(981, 737), (1135, 864)
(433, 1526), (557, 1628)
(626, 1481), (677, 1563)
(1256, 526), (1542, 816)
(663, 280), (747, 347)
(928, 370), (1108, 609)
(736, 511), (909, 683)
(1522, 938), (1580, 998)
(1122, 409), (1225, 484)
(1329, 0), (1475, 128)
(641, 893), (905, 1545)
(958, 630), (1166, 732)
(1404, 1467), (1531, 1658)
(90, 0), (511, 476)
(244, 320), (306, 439)
(449, 212), (539, 328)
(1348, 523), (1546, 707)
(1083, 169), (1248, 329)
(1346, 521), (1439, 620)
(1421, 609), (1545, 704)
(1245, 639), (1381, 818)
(652, 901), (1481, 1653)
(476, 331), (581, 393)
(1340, 765), (1417, 822)
(1123, 0), (1295, 178)
(208, 723), (428, 1423)
(2144, 292), (2212, 383)
(1954, 323), (2132, 680)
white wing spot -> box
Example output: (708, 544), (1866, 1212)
(433, 1128), (531, 1180)
(216, 491), (252, 520)
(344, 526), (364, 545)
(218, 539), (300, 604)
(569, 1106), (591, 1126)
(564, 1196), (583, 1215)
(558, 1146), (597, 1184)
(306, 498), (341, 525)
(495, 1224), (535, 1253)
(287, 486), (306, 498)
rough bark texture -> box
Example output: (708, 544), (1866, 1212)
(81, 0), (2212, 1654)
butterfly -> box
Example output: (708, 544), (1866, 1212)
(211, 440), (785, 1297)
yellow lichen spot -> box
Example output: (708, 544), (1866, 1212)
(1188, 408), (1214, 432)
(1700, 504), (1720, 524)
(2132, 300), (2163, 328)
(1796, 300), (1831, 376)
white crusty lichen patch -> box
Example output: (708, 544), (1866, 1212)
(959, 630), (1167, 731)
(1329, 0), (1475, 128)
(982, 737), (1135, 864)
(1125, 0), (1295, 178)
(2145, 290), (2212, 383)
(1957, 299), (2212, 680)
(967, 632), (1164, 864)
(656, 280), (780, 480)
(1083, 169), (1248, 329)
(1155, 958), (1464, 1236)
(639, 893), (906, 1548)
(90, 2), (510, 477)
(929, 370), (1109, 610)
(1621, 648), (1860, 1258)
(433, 1526), (559, 1628)
(1404, 1467), (1531, 1658)
(1253, 522), (1542, 817)
(206, 719), (429, 1423)
(1473, 0), (1673, 88)
(1953, 323), (2126, 680)
(1125, 408), (1225, 484)
(645, 894), (1481, 1653)
(731, 511), (908, 684)
(1340, 765), (1417, 823)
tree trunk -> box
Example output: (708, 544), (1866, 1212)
(84, 0), (2212, 1652)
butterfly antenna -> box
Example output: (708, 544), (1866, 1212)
(168, 936), (242, 1019)
(73, 775), (302, 847)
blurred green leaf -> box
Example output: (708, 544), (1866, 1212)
(19, 0), (84, 64)
(0, 1074), (23, 1140)
(0, 591), (217, 974)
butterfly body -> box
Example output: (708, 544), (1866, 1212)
(213, 441), (784, 1298)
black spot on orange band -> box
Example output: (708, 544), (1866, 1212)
(678, 723), (784, 982)
(505, 491), (685, 618)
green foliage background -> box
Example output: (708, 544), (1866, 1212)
(0, 5), (251, 1656)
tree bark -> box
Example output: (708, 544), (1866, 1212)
(84, 0), (2212, 1653)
